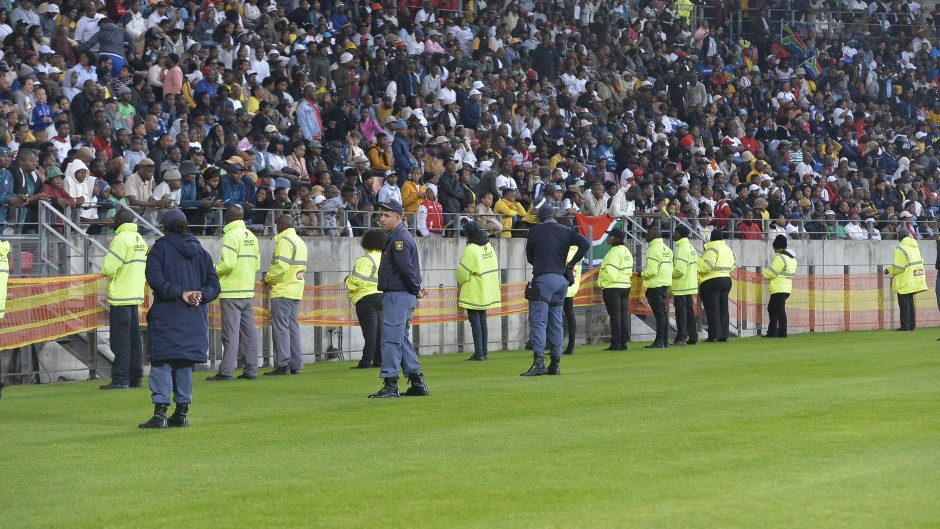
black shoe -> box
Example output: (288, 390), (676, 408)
(563, 348), (575, 356)
(263, 366), (291, 376)
(402, 372), (430, 396)
(895, 327), (912, 331)
(520, 357), (548, 377)
(524, 340), (533, 350)
(99, 383), (130, 390)
(236, 373), (257, 380)
(603, 345), (620, 351)
(777, 334), (788, 338)
(466, 354), (487, 361)
(547, 357), (561, 375)
(129, 381), (142, 388)
(205, 373), (233, 382)
(762, 334), (777, 338)
(0, 382), (4, 399)
(717, 338), (728, 342)
(686, 339), (697, 346)
(644, 343), (666, 349)
(167, 403), (189, 428)
(138, 404), (169, 429)
(351, 365), (371, 369)
(290, 369), (301, 374)
(670, 340), (687, 346)
(369, 377), (400, 398)
(703, 338), (717, 343)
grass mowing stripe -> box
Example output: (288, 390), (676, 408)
(0, 330), (938, 528)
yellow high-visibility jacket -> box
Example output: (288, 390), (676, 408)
(216, 220), (260, 299)
(102, 223), (148, 306)
(265, 228), (307, 300)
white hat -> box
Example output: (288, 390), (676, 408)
(472, 80), (485, 90)
(264, 124), (278, 133)
(827, 176), (837, 183)
(478, 160), (493, 171)
(313, 195), (327, 204)
(748, 184), (760, 192)
(580, 119), (591, 127)
(760, 175), (772, 182)
(412, 108), (427, 126)
(824, 209), (836, 216)
(38, 45), (54, 55)
(47, 3), (59, 13)
(469, 89), (481, 96)
(340, 52), (353, 64)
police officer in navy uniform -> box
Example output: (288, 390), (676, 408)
(521, 205), (590, 377)
(369, 199), (431, 398)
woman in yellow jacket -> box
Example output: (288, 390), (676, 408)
(346, 229), (385, 369)
(401, 167), (425, 214)
(762, 235), (797, 338)
(457, 222), (501, 361)
(597, 228), (634, 351)
(697, 229), (736, 342)
(887, 229), (928, 331)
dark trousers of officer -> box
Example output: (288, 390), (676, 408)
(646, 286), (669, 345)
(602, 288), (631, 348)
(898, 293), (916, 330)
(467, 309), (488, 357)
(701, 277), (732, 340)
(110, 305), (142, 386)
(674, 294), (696, 343)
(563, 297), (576, 353)
(355, 293), (384, 368)
(766, 293), (790, 337)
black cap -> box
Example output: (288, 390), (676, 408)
(606, 227), (626, 239)
(772, 234), (787, 250)
(463, 220), (480, 236)
(378, 199), (403, 216)
(675, 224), (690, 239)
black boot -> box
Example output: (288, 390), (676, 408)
(0, 382), (4, 399)
(402, 372), (430, 396)
(563, 347), (575, 356)
(263, 366), (291, 376)
(167, 403), (189, 428)
(547, 357), (561, 375)
(466, 354), (487, 361)
(368, 377), (400, 398)
(138, 404), (169, 429)
(520, 356), (548, 377)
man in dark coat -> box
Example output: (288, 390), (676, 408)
(139, 209), (220, 429)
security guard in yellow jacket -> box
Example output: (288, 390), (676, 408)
(697, 229), (736, 342)
(0, 239), (8, 399)
(671, 225), (699, 345)
(762, 235), (797, 338)
(887, 229), (928, 331)
(641, 228), (674, 348)
(598, 228), (634, 350)
(457, 221), (501, 361)
(264, 215), (308, 375)
(208, 205), (261, 381)
(347, 229), (385, 369)
(100, 209), (148, 390)
(561, 244), (584, 356)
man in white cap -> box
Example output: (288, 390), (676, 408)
(332, 52), (356, 100)
(460, 88), (482, 130)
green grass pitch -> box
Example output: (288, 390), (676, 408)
(1, 330), (939, 529)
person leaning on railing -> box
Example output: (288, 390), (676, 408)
(493, 188), (526, 238)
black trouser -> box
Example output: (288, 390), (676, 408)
(355, 293), (384, 368)
(563, 296), (575, 352)
(467, 309), (488, 357)
(674, 294), (696, 343)
(767, 292), (790, 337)
(701, 277), (732, 340)
(898, 292), (916, 330)
(603, 288), (631, 348)
(646, 286), (669, 345)
(110, 305), (142, 385)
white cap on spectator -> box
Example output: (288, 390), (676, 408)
(827, 176), (837, 182)
(314, 195), (327, 204)
(472, 81), (485, 90)
(264, 125), (277, 133)
(748, 184), (760, 192)
(824, 210), (836, 216)
(340, 53), (353, 63)
(469, 89), (481, 96)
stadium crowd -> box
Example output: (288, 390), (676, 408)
(0, 0), (936, 242)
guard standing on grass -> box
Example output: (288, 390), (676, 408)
(347, 229), (385, 369)
(207, 205), (261, 381)
(139, 209), (220, 429)
(457, 221), (501, 361)
(370, 199), (430, 398)
(520, 205), (590, 377)
(698, 229), (736, 342)
(0, 239), (8, 399)
(597, 228), (634, 351)
(762, 235), (797, 338)
(886, 228), (927, 331)
(671, 225), (699, 346)
(99, 209), (147, 390)
(641, 228), (673, 349)
(264, 215), (308, 376)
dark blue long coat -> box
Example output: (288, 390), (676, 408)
(145, 232), (220, 364)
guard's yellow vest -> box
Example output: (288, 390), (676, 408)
(216, 220), (260, 299)
(888, 237), (928, 294)
(457, 242), (502, 310)
(102, 223), (148, 306)
(346, 250), (382, 304)
(698, 240), (736, 283)
(265, 228), (307, 300)
(762, 251), (797, 294)
(0, 240), (9, 319)
(641, 238), (673, 288)
(671, 237), (699, 296)
(597, 244), (633, 290)
(566, 245), (584, 298)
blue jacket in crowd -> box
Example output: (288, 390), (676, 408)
(145, 232), (220, 364)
